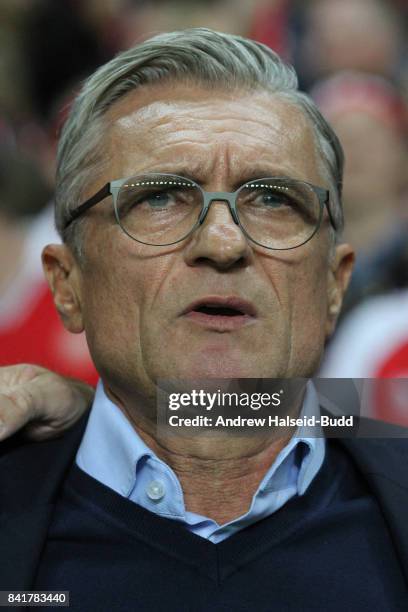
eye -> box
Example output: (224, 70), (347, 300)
(248, 187), (293, 209)
(144, 191), (175, 208)
(256, 190), (289, 208)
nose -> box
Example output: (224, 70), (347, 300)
(183, 199), (251, 270)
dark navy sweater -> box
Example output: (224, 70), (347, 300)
(34, 440), (407, 611)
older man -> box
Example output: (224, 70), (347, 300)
(1, 28), (408, 610)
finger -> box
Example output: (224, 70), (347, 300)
(23, 423), (66, 442)
(0, 363), (43, 389)
(22, 376), (94, 441)
(0, 365), (94, 442)
(0, 392), (33, 441)
(0, 363), (46, 440)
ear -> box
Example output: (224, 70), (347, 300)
(42, 244), (84, 334)
(325, 243), (355, 338)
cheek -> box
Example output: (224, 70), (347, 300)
(78, 252), (141, 348)
(268, 240), (329, 311)
(79, 234), (177, 353)
(81, 273), (138, 349)
(295, 263), (328, 314)
(284, 248), (330, 368)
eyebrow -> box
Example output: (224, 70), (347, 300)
(143, 167), (300, 190)
(231, 172), (298, 190)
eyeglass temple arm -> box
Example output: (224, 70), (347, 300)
(64, 183), (112, 228)
(325, 198), (337, 231)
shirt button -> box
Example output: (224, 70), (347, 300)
(146, 480), (166, 501)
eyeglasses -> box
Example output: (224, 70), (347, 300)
(64, 173), (335, 250)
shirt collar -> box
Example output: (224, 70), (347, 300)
(76, 380), (324, 504)
(257, 381), (323, 496)
(76, 381), (156, 497)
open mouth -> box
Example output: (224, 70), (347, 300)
(194, 305), (245, 317)
(182, 297), (256, 330)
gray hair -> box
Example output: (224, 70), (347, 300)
(56, 28), (344, 256)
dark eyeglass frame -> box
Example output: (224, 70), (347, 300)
(63, 173), (336, 250)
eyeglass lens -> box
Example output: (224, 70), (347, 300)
(115, 174), (321, 248)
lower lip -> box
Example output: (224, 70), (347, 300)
(183, 311), (255, 331)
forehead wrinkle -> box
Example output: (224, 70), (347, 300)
(106, 90), (324, 187)
(113, 97), (280, 128)
(109, 130), (323, 188)
(144, 128), (296, 152)
(115, 118), (315, 171)
(108, 84), (314, 145)
(116, 118), (295, 152)
(152, 134), (320, 182)
(142, 110), (307, 143)
(127, 147), (315, 189)
(112, 97), (310, 145)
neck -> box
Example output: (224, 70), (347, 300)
(107, 385), (291, 524)
(137, 429), (291, 524)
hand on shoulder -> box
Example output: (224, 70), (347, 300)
(0, 364), (94, 442)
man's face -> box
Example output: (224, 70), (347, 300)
(45, 83), (353, 404)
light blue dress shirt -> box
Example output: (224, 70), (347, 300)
(76, 382), (325, 544)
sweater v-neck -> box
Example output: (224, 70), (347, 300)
(61, 439), (355, 584)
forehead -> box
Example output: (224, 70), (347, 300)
(102, 83), (323, 185)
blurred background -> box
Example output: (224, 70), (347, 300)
(0, 0), (407, 422)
